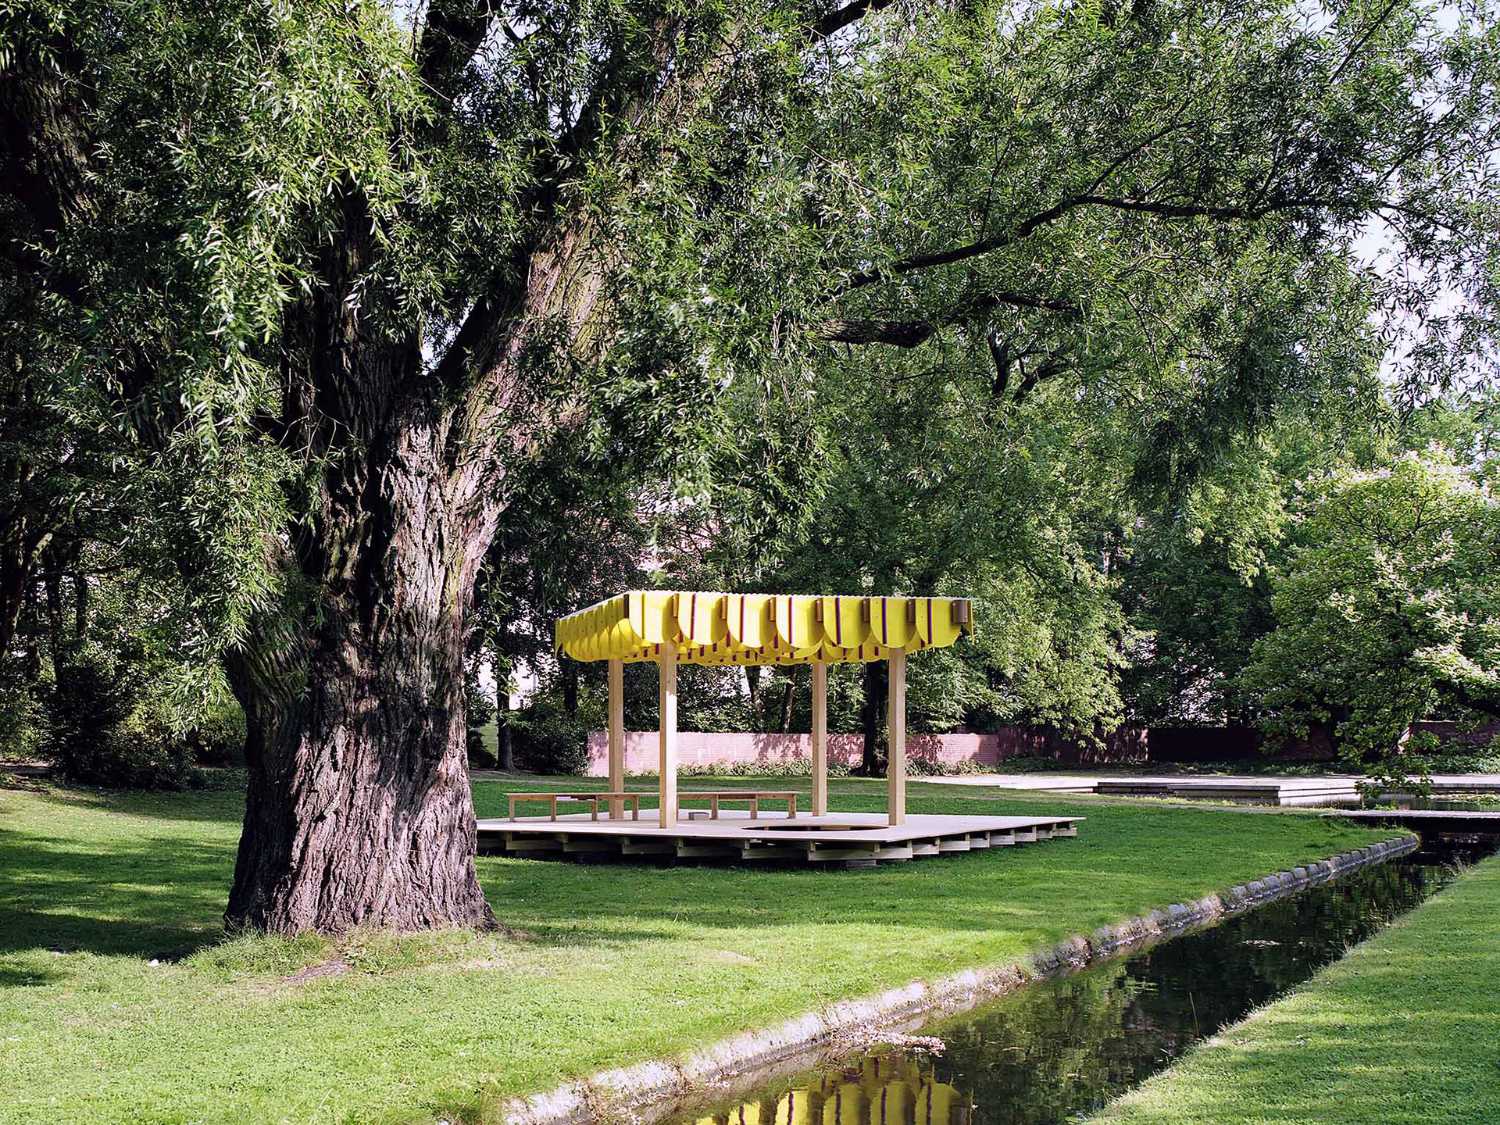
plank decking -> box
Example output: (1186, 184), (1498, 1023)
(477, 810), (1081, 866)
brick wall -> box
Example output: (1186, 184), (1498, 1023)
(583, 730), (1008, 775)
(582, 720), (1496, 775)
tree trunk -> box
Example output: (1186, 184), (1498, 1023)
(778, 678), (795, 734)
(223, 429), (497, 936)
(495, 644), (514, 772)
(745, 664), (762, 723)
(860, 658), (888, 776)
(71, 569), (87, 641)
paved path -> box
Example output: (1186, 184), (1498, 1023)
(922, 771), (1500, 804)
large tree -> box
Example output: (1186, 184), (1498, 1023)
(2, 0), (1495, 933)
(1243, 447), (1500, 764)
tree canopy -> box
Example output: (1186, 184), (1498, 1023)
(2, 0), (1496, 932)
(1244, 447), (1500, 769)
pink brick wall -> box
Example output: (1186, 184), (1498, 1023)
(584, 730), (1005, 775)
(581, 720), (1500, 776)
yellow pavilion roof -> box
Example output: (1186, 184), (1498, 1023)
(554, 591), (974, 666)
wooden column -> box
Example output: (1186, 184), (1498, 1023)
(607, 658), (625, 819)
(811, 661), (828, 817)
(658, 641), (678, 828)
(887, 650), (906, 826)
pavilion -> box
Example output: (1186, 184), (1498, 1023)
(478, 591), (1082, 864)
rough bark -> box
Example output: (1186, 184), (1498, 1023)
(1, 3), (833, 936)
(223, 422), (499, 934)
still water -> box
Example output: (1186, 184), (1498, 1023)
(665, 837), (1495, 1125)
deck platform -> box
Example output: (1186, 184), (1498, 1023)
(1090, 777), (1361, 806)
(926, 772), (1500, 806)
(477, 810), (1082, 866)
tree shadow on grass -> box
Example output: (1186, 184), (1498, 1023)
(469, 795), (1369, 955)
(474, 848), (1101, 952)
(0, 961), (65, 987)
(0, 825), (233, 965)
(9, 784), (248, 824)
(0, 780), (1364, 983)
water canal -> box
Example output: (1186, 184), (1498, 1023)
(659, 834), (1498, 1125)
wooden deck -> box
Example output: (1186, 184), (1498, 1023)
(477, 810), (1082, 866)
(928, 774), (1363, 805)
(1091, 777), (1361, 806)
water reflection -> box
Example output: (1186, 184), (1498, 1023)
(670, 841), (1494, 1125)
(692, 1055), (966, 1125)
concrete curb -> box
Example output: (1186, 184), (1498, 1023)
(499, 834), (1418, 1125)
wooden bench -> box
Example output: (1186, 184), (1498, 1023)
(679, 790), (798, 820)
(507, 791), (641, 822)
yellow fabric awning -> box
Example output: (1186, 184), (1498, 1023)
(554, 591), (974, 666)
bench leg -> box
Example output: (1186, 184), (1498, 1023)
(710, 796), (719, 820)
(550, 796), (557, 822)
(590, 798), (598, 822)
(789, 796), (797, 818)
(750, 798), (759, 821)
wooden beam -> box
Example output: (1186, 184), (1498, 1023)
(659, 640), (678, 828)
(811, 661), (828, 817)
(887, 649), (906, 826)
(607, 658), (625, 819)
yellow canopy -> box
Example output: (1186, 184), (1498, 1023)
(555, 591), (974, 666)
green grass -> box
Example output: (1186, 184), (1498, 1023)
(0, 775), (1396, 1124)
(1093, 851), (1500, 1124)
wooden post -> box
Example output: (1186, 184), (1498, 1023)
(887, 650), (906, 826)
(658, 640), (678, 829)
(811, 661), (828, 817)
(607, 658), (624, 819)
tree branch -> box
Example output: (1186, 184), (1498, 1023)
(805, 0), (899, 43)
(1330, 0), (1404, 85)
(837, 194), (1345, 293)
(819, 317), (940, 346)
(415, 0), (496, 102)
(818, 288), (1079, 347)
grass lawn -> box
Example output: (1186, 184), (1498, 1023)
(1093, 850), (1500, 1124)
(0, 774), (1397, 1124)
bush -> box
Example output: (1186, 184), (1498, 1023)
(466, 727), (497, 769)
(510, 692), (592, 776)
(0, 672), (44, 760)
(183, 695), (247, 767)
(43, 651), (200, 789)
(664, 757), (991, 780)
(674, 759), (853, 780)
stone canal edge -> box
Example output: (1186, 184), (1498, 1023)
(500, 834), (1419, 1125)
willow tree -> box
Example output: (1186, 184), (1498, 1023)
(2, 0), (1494, 932)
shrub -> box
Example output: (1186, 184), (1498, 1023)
(43, 651), (198, 788)
(674, 759), (853, 780)
(510, 692), (593, 776)
(0, 672), (44, 760)
(183, 695), (247, 767)
(466, 728), (496, 769)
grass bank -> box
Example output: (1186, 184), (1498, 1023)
(1, 775), (1394, 1124)
(1094, 850), (1500, 1124)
